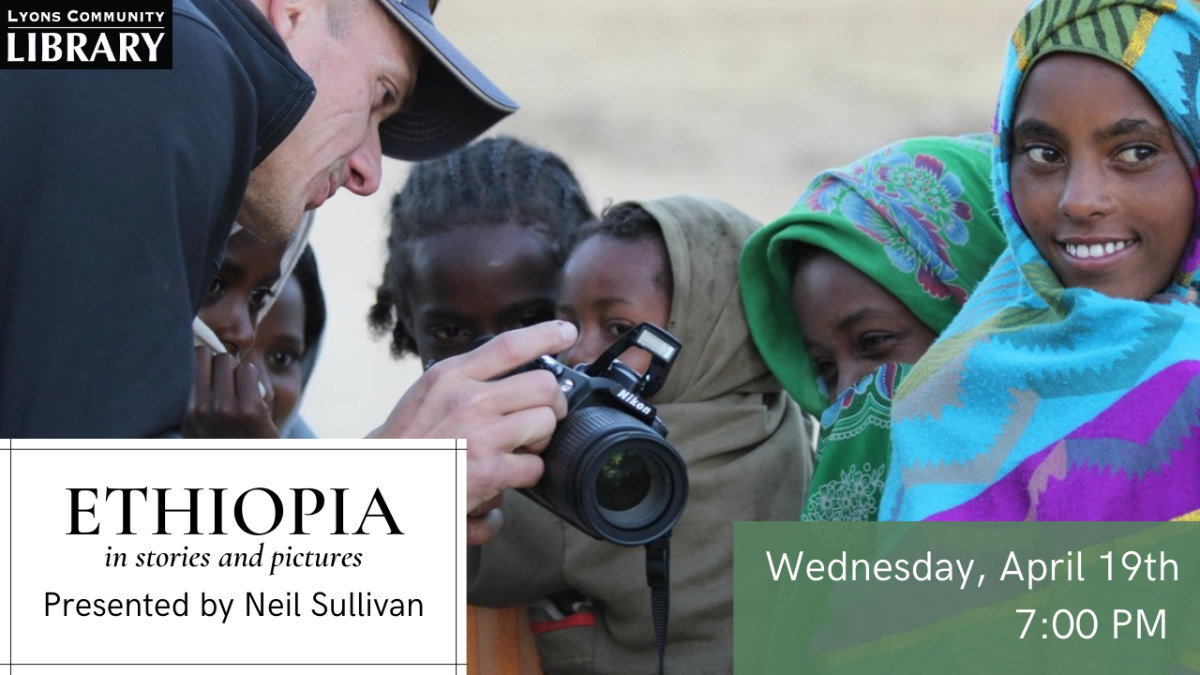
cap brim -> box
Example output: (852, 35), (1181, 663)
(377, 1), (518, 161)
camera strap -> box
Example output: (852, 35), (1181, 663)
(645, 533), (671, 675)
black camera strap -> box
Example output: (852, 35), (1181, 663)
(645, 534), (671, 675)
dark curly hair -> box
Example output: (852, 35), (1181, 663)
(572, 201), (673, 298)
(368, 136), (594, 357)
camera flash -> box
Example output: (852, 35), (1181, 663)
(636, 330), (678, 362)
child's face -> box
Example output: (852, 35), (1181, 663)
(198, 230), (289, 358)
(402, 223), (560, 364)
(792, 250), (936, 401)
(1010, 53), (1195, 300)
(246, 277), (306, 427)
(558, 235), (672, 375)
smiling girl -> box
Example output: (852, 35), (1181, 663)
(1010, 53), (1194, 300)
(881, 0), (1200, 522)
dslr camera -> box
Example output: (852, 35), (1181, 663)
(517, 322), (689, 546)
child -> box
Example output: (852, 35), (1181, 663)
(369, 135), (593, 366)
(244, 245), (326, 437)
(469, 195), (813, 674)
(368, 135), (593, 673)
(184, 215), (313, 438)
(881, 0), (1200, 521)
(739, 135), (1007, 521)
(555, 202), (672, 373)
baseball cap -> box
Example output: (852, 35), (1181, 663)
(375, 0), (518, 161)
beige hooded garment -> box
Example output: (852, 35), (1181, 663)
(469, 195), (813, 674)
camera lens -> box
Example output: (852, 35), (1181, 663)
(596, 450), (654, 510)
(595, 449), (666, 528)
(522, 405), (687, 546)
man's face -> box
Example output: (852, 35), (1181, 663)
(240, 0), (423, 241)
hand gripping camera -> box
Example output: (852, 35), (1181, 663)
(518, 322), (689, 546)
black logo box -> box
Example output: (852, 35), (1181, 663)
(3, 0), (172, 69)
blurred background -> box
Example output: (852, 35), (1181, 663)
(303, 0), (1031, 437)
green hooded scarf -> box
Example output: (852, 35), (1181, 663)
(739, 135), (1006, 520)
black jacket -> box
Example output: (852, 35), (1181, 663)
(0, 0), (315, 437)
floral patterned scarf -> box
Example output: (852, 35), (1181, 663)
(740, 135), (1007, 520)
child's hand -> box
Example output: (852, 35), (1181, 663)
(183, 347), (280, 438)
(467, 494), (505, 545)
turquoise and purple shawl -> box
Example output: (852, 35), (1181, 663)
(880, 0), (1200, 522)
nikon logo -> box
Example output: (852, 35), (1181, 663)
(616, 389), (651, 416)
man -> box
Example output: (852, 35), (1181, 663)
(0, 0), (570, 538)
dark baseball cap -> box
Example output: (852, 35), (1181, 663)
(375, 0), (518, 161)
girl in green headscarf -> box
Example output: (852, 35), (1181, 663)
(739, 134), (1007, 521)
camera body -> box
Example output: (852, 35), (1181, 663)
(518, 323), (689, 546)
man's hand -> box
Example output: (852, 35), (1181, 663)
(183, 347), (280, 438)
(371, 321), (577, 543)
